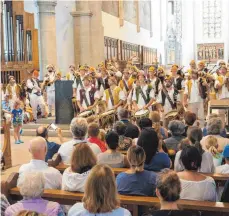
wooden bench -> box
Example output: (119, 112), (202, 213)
(9, 187), (229, 216)
(54, 164), (229, 182)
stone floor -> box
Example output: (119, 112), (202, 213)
(1, 134), (70, 181)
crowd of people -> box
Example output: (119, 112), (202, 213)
(1, 106), (229, 216)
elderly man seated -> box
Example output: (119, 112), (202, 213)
(17, 137), (62, 189)
(201, 117), (229, 152)
(6, 172), (64, 216)
(58, 117), (101, 165)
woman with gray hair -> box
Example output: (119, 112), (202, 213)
(201, 117), (229, 152)
(163, 120), (186, 154)
(58, 117), (101, 164)
(174, 126), (215, 173)
(5, 172), (64, 216)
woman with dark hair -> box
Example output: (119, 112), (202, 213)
(174, 126), (214, 173)
(177, 146), (216, 201)
(116, 145), (157, 196)
(137, 128), (170, 172)
(137, 118), (152, 130)
(152, 169), (201, 216)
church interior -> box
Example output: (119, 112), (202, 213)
(1, 0), (229, 216)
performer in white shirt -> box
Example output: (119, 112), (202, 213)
(44, 64), (56, 117)
(74, 65), (86, 92)
(96, 66), (109, 98)
(102, 76), (126, 111)
(184, 70), (207, 126)
(26, 70), (46, 122)
(118, 68), (131, 96)
(76, 75), (100, 112)
(132, 73), (155, 111)
(148, 66), (162, 99)
(66, 64), (77, 97)
(157, 75), (178, 117)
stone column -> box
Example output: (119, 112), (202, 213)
(35, 0), (57, 78)
(71, 1), (104, 67)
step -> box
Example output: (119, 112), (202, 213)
(36, 117), (56, 124)
(10, 128), (72, 138)
(22, 123), (70, 130)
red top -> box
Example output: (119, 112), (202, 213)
(88, 137), (107, 152)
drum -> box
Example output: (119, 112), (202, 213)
(100, 109), (116, 129)
(78, 110), (94, 118)
(134, 109), (149, 121)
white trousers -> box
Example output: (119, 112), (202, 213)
(4, 113), (12, 122)
(47, 90), (55, 113)
(188, 102), (205, 126)
(29, 93), (45, 120)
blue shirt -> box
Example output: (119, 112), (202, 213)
(45, 140), (61, 162)
(202, 127), (227, 138)
(11, 109), (23, 123)
(144, 152), (170, 172)
(116, 170), (157, 196)
(2, 101), (11, 112)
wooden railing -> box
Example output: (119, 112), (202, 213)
(1, 0), (39, 84)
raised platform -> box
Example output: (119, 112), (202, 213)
(10, 117), (72, 138)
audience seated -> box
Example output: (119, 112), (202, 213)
(17, 137), (62, 189)
(205, 135), (223, 167)
(215, 145), (229, 174)
(1, 194), (10, 215)
(113, 121), (133, 151)
(87, 123), (107, 152)
(202, 114), (227, 138)
(62, 143), (97, 192)
(177, 146), (217, 201)
(137, 128), (171, 172)
(152, 169), (201, 216)
(68, 164), (131, 216)
(221, 179), (229, 202)
(175, 126), (215, 173)
(58, 117), (101, 165)
(5, 172), (64, 216)
(16, 210), (45, 216)
(150, 111), (168, 139)
(36, 126), (63, 162)
(183, 111), (196, 137)
(97, 131), (130, 168)
(117, 108), (139, 139)
(116, 145), (157, 196)
(137, 118), (152, 130)
(201, 117), (229, 152)
(163, 120), (186, 154)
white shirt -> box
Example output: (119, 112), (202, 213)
(68, 203), (131, 216)
(156, 87), (176, 113)
(73, 77), (84, 90)
(58, 139), (101, 165)
(215, 76), (229, 99)
(215, 164), (229, 174)
(26, 78), (40, 94)
(180, 176), (217, 201)
(17, 159), (62, 189)
(184, 79), (203, 103)
(96, 77), (108, 97)
(76, 87), (100, 109)
(46, 72), (55, 92)
(150, 77), (162, 95)
(102, 88), (126, 110)
(174, 150), (215, 173)
(132, 85), (154, 109)
(62, 167), (90, 192)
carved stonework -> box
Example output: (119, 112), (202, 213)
(35, 0), (57, 14)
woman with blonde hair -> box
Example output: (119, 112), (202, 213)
(62, 143), (97, 192)
(205, 135), (223, 167)
(116, 145), (157, 196)
(68, 164), (131, 216)
(150, 111), (168, 139)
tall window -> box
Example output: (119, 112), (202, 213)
(203, 0), (222, 38)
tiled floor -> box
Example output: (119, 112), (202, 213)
(1, 134), (70, 181)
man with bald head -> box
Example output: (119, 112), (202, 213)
(17, 137), (62, 189)
(36, 126), (63, 162)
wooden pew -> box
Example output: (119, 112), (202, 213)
(54, 164), (229, 182)
(9, 187), (229, 216)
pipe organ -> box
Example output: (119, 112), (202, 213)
(1, 0), (39, 85)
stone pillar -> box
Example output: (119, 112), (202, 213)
(35, 0), (57, 78)
(71, 1), (104, 67)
